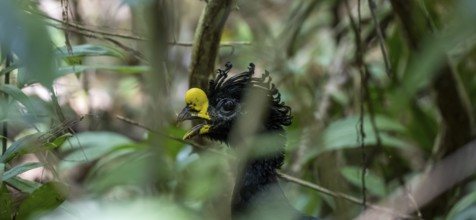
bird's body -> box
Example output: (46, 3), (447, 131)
(178, 63), (319, 220)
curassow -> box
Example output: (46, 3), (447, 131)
(177, 62), (319, 220)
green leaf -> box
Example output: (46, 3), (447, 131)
(0, 1), (55, 88)
(0, 132), (67, 163)
(0, 133), (44, 163)
(322, 115), (408, 151)
(341, 166), (386, 197)
(0, 184), (13, 220)
(3, 162), (44, 181)
(0, 85), (38, 116)
(55, 44), (124, 59)
(44, 133), (73, 150)
(447, 190), (476, 220)
(164, 126), (188, 158)
(85, 151), (152, 193)
(5, 177), (41, 193)
(398, 1), (476, 110)
(56, 65), (149, 77)
(60, 132), (133, 170)
(16, 182), (67, 220)
(39, 198), (194, 220)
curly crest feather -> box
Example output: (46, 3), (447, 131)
(208, 62), (292, 127)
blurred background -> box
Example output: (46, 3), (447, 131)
(1, 0), (476, 219)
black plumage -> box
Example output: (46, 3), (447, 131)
(178, 62), (319, 220)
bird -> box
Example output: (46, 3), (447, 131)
(177, 62), (319, 220)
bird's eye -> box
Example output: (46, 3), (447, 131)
(221, 100), (236, 112)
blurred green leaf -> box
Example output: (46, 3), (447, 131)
(16, 182), (67, 220)
(0, 133), (44, 163)
(3, 162), (44, 181)
(180, 153), (227, 201)
(85, 151), (152, 193)
(55, 44), (124, 60)
(0, 1), (55, 87)
(322, 115), (408, 151)
(399, 0), (476, 107)
(60, 132), (133, 170)
(164, 126), (187, 158)
(5, 177), (41, 193)
(41, 198), (195, 220)
(44, 133), (73, 150)
(175, 145), (199, 171)
(447, 190), (476, 220)
(0, 183), (13, 220)
(0, 85), (38, 116)
(56, 65), (149, 77)
(341, 166), (386, 197)
(86, 143), (144, 177)
(406, 103), (438, 152)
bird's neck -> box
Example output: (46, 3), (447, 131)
(230, 128), (288, 217)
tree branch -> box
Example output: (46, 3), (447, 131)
(187, 0), (236, 89)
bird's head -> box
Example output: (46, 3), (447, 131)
(177, 62), (292, 142)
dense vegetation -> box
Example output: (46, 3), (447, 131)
(1, 0), (476, 219)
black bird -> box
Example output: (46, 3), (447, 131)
(177, 62), (319, 220)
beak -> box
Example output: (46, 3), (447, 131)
(177, 105), (211, 140)
(177, 106), (196, 122)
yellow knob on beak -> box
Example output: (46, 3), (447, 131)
(177, 88), (212, 140)
(184, 88), (210, 120)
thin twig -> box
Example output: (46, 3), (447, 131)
(34, 10), (251, 49)
(277, 172), (420, 219)
(403, 183), (423, 219)
(171, 40), (251, 47)
(61, 0), (72, 54)
(367, 0), (393, 78)
(103, 37), (147, 61)
(344, 0), (367, 209)
(115, 115), (229, 157)
(37, 12), (147, 41)
(46, 21), (250, 54)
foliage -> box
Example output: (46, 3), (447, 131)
(0, 0), (475, 219)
